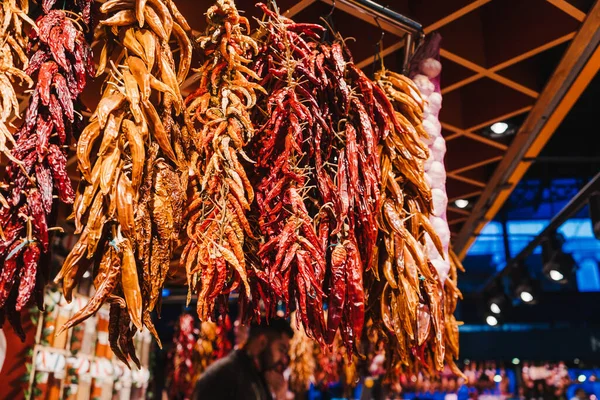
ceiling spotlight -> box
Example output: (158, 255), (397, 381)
(519, 288), (534, 303)
(541, 233), (576, 284)
(549, 269), (564, 282)
(574, 358), (580, 365)
(510, 263), (538, 304)
(490, 122), (509, 135)
(454, 199), (469, 209)
(82, 271), (91, 279)
(486, 315), (499, 326)
(512, 358), (520, 365)
(578, 374), (587, 383)
(487, 290), (510, 315)
(494, 375), (502, 383)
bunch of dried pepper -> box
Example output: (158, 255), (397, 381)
(0, 0), (94, 339)
(247, 5), (328, 342)
(289, 311), (316, 395)
(167, 313), (199, 400)
(367, 67), (450, 375)
(213, 313), (233, 359)
(0, 0), (35, 165)
(182, 0), (261, 321)
(444, 249), (464, 377)
(54, 0), (193, 366)
(194, 320), (218, 376)
(249, 4), (392, 354)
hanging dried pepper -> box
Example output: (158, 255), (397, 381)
(365, 66), (454, 376)
(166, 313), (199, 400)
(0, 0), (94, 335)
(248, 5), (391, 354)
(248, 6), (328, 343)
(183, 0), (262, 321)
(0, 0), (35, 167)
(54, 0), (193, 364)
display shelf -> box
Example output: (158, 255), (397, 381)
(24, 288), (152, 400)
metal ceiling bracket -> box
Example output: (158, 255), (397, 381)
(330, 0), (422, 35)
(319, 0), (424, 73)
(478, 171), (600, 294)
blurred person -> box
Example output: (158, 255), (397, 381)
(233, 317), (249, 349)
(193, 317), (293, 400)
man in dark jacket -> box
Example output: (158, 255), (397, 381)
(193, 317), (294, 400)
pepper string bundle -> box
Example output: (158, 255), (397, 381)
(445, 249), (464, 377)
(367, 66), (454, 376)
(248, 4), (396, 354)
(213, 313), (233, 359)
(0, 0), (94, 339)
(194, 320), (218, 376)
(182, 0), (262, 321)
(289, 311), (316, 395)
(166, 313), (199, 400)
(245, 6), (328, 341)
(0, 0), (35, 165)
(54, 0), (193, 366)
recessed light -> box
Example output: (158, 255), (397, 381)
(455, 199), (469, 209)
(486, 315), (498, 326)
(520, 291), (534, 303)
(494, 375), (502, 383)
(512, 358), (520, 365)
(579, 374), (587, 383)
(82, 271), (91, 279)
(490, 303), (501, 314)
(490, 122), (509, 135)
(549, 270), (565, 281)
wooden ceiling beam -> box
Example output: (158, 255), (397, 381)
(449, 191), (483, 203)
(467, 106), (533, 132)
(453, 2), (600, 259)
(442, 33), (575, 95)
(441, 122), (460, 133)
(448, 206), (471, 216)
(448, 156), (504, 175)
(442, 122), (509, 150)
(356, 0), (491, 70)
(461, 131), (508, 150)
(441, 73), (483, 94)
(425, 0), (492, 34)
(440, 49), (539, 98)
(356, 40), (405, 69)
(546, 0), (586, 22)
(447, 173), (487, 188)
(284, 0), (318, 17)
(449, 217), (469, 225)
(490, 32), (576, 72)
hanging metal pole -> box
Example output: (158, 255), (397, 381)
(332, 0), (423, 35)
(479, 171), (600, 294)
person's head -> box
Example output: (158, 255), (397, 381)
(244, 317), (294, 372)
(575, 388), (588, 399)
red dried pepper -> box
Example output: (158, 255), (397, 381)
(248, 5), (394, 356)
(0, 0), (95, 335)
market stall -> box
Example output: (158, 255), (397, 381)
(3, 0), (595, 399)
